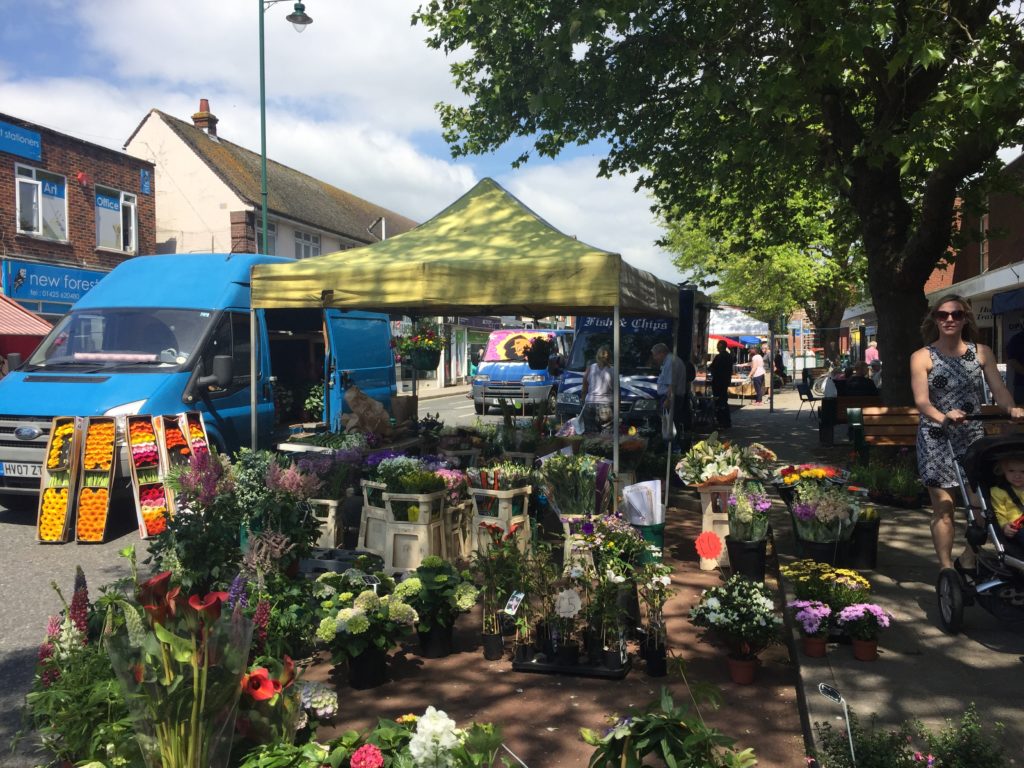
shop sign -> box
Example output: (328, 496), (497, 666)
(975, 302), (993, 328)
(0, 120), (41, 161)
(578, 316), (671, 333)
(5, 259), (105, 304)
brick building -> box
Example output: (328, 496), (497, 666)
(0, 113), (155, 322)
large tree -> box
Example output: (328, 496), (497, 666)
(662, 191), (866, 358)
(415, 0), (1024, 402)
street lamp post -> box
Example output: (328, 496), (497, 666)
(258, 1), (312, 254)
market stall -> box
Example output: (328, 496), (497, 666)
(249, 178), (680, 478)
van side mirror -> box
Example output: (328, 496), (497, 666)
(197, 355), (233, 389)
(6, 352), (22, 370)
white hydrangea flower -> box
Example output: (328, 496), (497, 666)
(408, 706), (462, 767)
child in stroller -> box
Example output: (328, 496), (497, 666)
(937, 433), (1024, 633)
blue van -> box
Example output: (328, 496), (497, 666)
(0, 253), (395, 504)
(471, 328), (574, 414)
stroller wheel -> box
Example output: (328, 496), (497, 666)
(937, 568), (965, 635)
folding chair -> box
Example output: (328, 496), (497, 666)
(796, 382), (819, 420)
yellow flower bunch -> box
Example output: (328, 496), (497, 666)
(46, 421), (76, 469)
(38, 487), (70, 541)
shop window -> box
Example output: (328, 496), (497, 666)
(95, 187), (137, 252)
(15, 165), (68, 241)
(257, 221), (277, 255)
(294, 230), (320, 260)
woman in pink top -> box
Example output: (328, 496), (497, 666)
(749, 347), (765, 404)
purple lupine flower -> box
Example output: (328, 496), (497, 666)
(227, 574), (249, 609)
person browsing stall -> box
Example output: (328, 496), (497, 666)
(911, 294), (1024, 575)
(579, 344), (614, 434)
(651, 342), (688, 446)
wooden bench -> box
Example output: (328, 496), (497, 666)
(848, 404), (1011, 463)
(818, 394), (883, 445)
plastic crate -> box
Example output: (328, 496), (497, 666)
(299, 547), (383, 576)
(310, 498), (341, 549)
(384, 490), (446, 523)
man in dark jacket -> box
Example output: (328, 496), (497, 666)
(709, 340), (734, 428)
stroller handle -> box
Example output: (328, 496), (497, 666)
(963, 412), (1018, 422)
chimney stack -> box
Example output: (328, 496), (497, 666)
(191, 98), (219, 136)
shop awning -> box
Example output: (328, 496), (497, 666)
(738, 335), (762, 345)
(992, 287), (1024, 315)
(0, 293), (51, 336)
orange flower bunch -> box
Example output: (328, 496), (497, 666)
(164, 424), (190, 454)
(83, 421), (115, 471)
(76, 487), (109, 541)
(38, 487), (69, 541)
(47, 421), (75, 469)
(187, 415), (209, 455)
(142, 507), (168, 536)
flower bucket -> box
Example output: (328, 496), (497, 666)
(632, 523), (665, 564)
(348, 646), (389, 689)
(797, 538), (851, 567)
(417, 624), (455, 659)
(848, 518), (880, 570)
(410, 348), (441, 371)
(801, 635), (828, 658)
(725, 535), (767, 582)
(852, 638), (878, 662)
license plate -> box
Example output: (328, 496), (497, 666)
(0, 462), (41, 478)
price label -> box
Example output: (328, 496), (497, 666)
(502, 591), (525, 616)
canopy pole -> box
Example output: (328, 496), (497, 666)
(768, 328), (775, 414)
(250, 306), (258, 449)
(612, 303), (620, 510)
(664, 312), (681, 519)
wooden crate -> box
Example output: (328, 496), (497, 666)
(697, 483), (733, 570)
(127, 415), (172, 539)
(75, 417), (117, 543)
(36, 417), (82, 543)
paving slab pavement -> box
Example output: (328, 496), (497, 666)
(721, 388), (1024, 761)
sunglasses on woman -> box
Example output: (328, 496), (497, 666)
(932, 309), (966, 321)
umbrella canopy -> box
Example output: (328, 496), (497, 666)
(709, 334), (743, 348)
(250, 178), (678, 318)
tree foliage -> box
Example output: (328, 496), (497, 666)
(415, 0), (1024, 401)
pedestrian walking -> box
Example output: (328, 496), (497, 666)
(651, 342), (689, 447)
(710, 340), (734, 428)
(865, 340), (879, 364)
(748, 345), (766, 404)
(579, 344), (614, 434)
(911, 293), (1024, 575)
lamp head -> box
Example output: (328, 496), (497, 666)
(286, 1), (312, 32)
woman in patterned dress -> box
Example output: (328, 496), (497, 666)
(911, 294), (1024, 574)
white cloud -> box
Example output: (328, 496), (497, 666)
(0, 1), (674, 276)
(501, 160), (685, 283)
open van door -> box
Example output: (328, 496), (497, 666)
(324, 309), (396, 430)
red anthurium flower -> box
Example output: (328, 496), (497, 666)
(241, 668), (275, 701)
(188, 591), (229, 622)
(278, 655), (296, 688)
(138, 571), (172, 604)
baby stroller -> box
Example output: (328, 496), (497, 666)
(937, 428), (1024, 634)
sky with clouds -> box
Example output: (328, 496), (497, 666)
(0, 0), (687, 283)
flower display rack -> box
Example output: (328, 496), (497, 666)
(511, 653), (632, 679)
(36, 417), (81, 543)
(381, 518), (447, 574)
(298, 546), (383, 577)
(183, 411), (211, 457)
(384, 490), (446, 523)
(500, 451), (536, 466)
(126, 415), (172, 539)
(471, 486), (532, 554)
(696, 483), (733, 570)
(358, 479), (389, 556)
(310, 497), (341, 549)
(156, 414), (192, 510)
(445, 500), (473, 560)
(75, 417), (116, 543)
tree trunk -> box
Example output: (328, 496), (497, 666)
(870, 271), (927, 406)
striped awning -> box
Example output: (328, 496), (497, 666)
(0, 293), (51, 336)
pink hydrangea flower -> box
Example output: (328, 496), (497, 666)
(350, 743), (384, 768)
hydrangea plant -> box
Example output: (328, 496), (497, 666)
(394, 556), (479, 633)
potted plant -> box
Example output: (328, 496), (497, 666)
(675, 433), (777, 487)
(791, 482), (859, 564)
(387, 469), (447, 522)
(724, 479), (772, 582)
(773, 463), (846, 508)
(395, 556), (479, 658)
(471, 524), (523, 660)
(788, 600), (832, 658)
(689, 573), (782, 684)
(835, 602), (891, 661)
(392, 322), (447, 371)
(312, 569), (418, 689)
(636, 562), (674, 677)
(780, 560), (871, 643)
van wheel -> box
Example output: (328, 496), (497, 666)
(474, 402), (485, 415)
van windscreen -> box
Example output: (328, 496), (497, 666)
(27, 308), (213, 369)
(567, 329), (673, 374)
